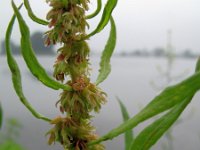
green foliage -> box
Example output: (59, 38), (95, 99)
(5, 5), (51, 122)
(89, 68), (200, 146)
(7, 0), (118, 149)
(195, 57), (200, 72)
(96, 16), (116, 85)
(130, 95), (193, 150)
(11, 1), (72, 91)
(4, 0), (200, 149)
(87, 0), (118, 38)
(0, 140), (24, 150)
(86, 0), (102, 19)
(118, 98), (134, 150)
(0, 103), (2, 129)
(23, 0), (48, 25)
(150, 33), (184, 150)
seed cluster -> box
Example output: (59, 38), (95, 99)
(45, 0), (106, 149)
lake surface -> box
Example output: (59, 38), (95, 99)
(0, 56), (200, 150)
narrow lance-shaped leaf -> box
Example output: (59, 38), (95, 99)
(126, 59), (200, 150)
(12, 1), (72, 91)
(88, 71), (200, 145)
(195, 57), (200, 72)
(5, 5), (51, 122)
(132, 55), (200, 149)
(24, 0), (49, 25)
(0, 102), (3, 129)
(96, 16), (116, 85)
(130, 95), (193, 150)
(86, 0), (102, 19)
(86, 0), (117, 38)
(118, 98), (134, 150)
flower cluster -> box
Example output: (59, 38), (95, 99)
(45, 0), (106, 149)
(53, 41), (90, 82)
(47, 116), (104, 150)
(57, 77), (107, 119)
(45, 0), (89, 45)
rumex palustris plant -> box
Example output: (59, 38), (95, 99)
(3, 0), (200, 150)
(6, 0), (117, 149)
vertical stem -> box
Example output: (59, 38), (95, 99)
(45, 1), (106, 149)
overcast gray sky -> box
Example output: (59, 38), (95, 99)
(1, 0), (200, 53)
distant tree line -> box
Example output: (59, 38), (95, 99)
(117, 47), (198, 58)
(1, 31), (197, 58)
(0, 31), (55, 55)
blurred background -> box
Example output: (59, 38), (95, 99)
(1, 0), (200, 150)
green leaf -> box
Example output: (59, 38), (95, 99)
(24, 0), (49, 25)
(12, 1), (72, 91)
(0, 140), (24, 150)
(117, 98), (134, 150)
(86, 0), (102, 19)
(129, 95), (193, 150)
(96, 16), (116, 85)
(5, 4), (51, 122)
(0, 102), (3, 129)
(86, 0), (117, 38)
(195, 57), (200, 72)
(88, 71), (200, 145)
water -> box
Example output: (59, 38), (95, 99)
(0, 56), (200, 150)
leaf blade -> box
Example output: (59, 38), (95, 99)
(130, 95), (193, 150)
(96, 16), (116, 85)
(89, 71), (200, 145)
(12, 1), (72, 91)
(86, 0), (102, 19)
(86, 0), (117, 38)
(118, 98), (134, 150)
(24, 0), (48, 25)
(5, 4), (51, 122)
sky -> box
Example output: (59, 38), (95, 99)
(0, 0), (200, 53)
